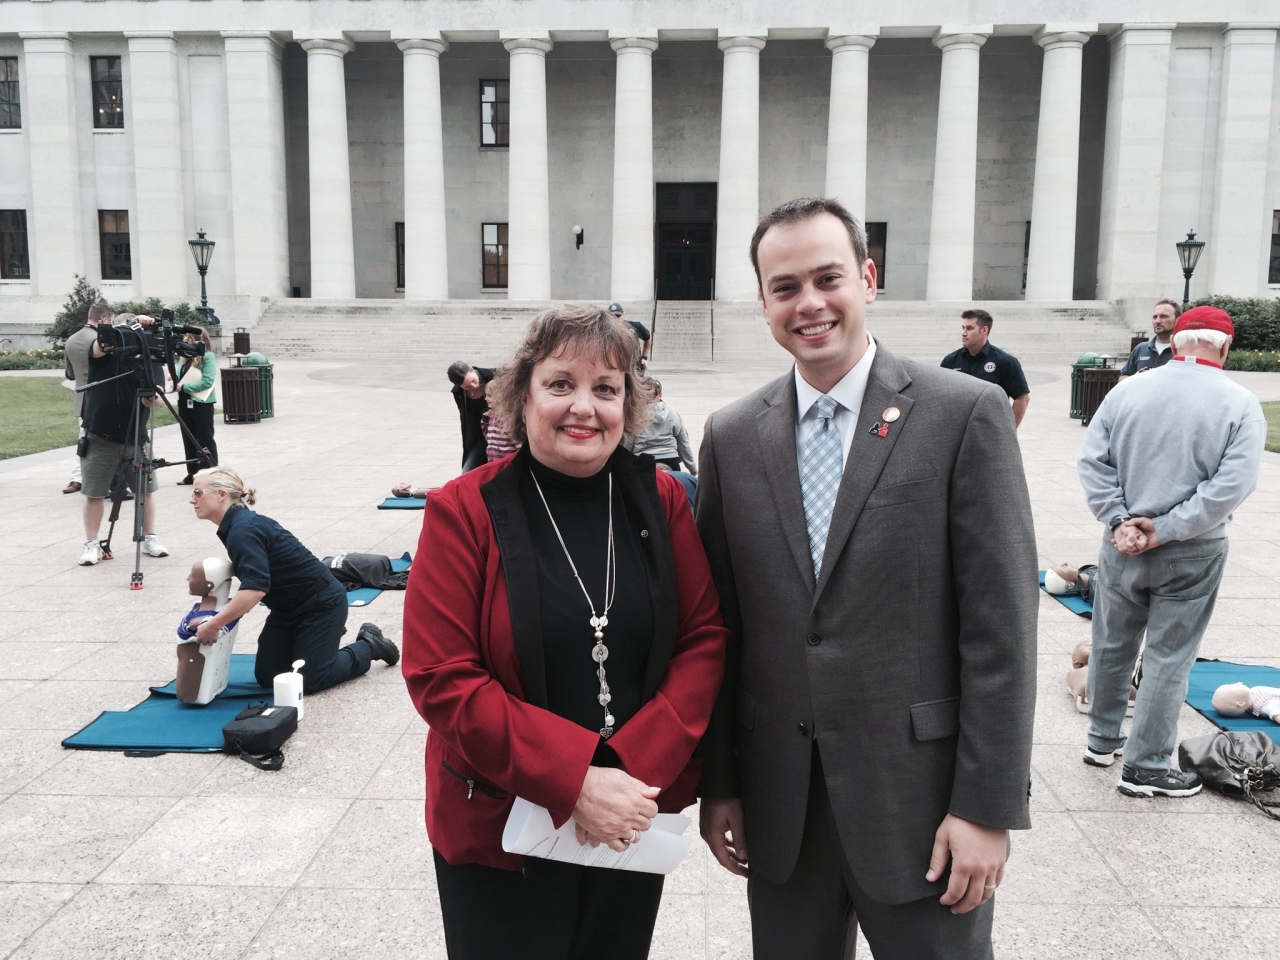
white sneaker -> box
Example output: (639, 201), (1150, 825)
(79, 540), (103, 566)
(142, 535), (169, 557)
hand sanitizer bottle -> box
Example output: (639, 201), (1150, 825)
(274, 659), (306, 719)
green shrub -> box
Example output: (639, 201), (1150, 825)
(109, 297), (205, 328)
(0, 350), (66, 371)
(1224, 349), (1280, 373)
(44, 275), (102, 348)
(1189, 296), (1280, 352)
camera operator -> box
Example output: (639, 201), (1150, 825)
(78, 311), (169, 566)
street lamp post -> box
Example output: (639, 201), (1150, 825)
(1175, 229), (1205, 309)
(187, 230), (220, 326)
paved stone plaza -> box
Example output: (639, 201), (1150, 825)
(2, 356), (1279, 959)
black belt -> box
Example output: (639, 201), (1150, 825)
(272, 573), (337, 613)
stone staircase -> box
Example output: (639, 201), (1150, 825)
(243, 297), (1135, 367)
(651, 301), (713, 364)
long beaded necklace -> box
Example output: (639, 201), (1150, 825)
(531, 471), (618, 739)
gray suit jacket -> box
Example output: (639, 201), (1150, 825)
(64, 326), (97, 420)
(695, 344), (1037, 905)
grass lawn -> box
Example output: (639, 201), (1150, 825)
(1265, 401), (1280, 455)
(0, 376), (178, 460)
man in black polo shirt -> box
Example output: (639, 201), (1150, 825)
(940, 309), (1031, 427)
(1118, 299), (1178, 379)
(447, 361), (495, 472)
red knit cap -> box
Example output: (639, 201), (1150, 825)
(1174, 306), (1234, 338)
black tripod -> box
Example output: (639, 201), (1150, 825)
(78, 328), (214, 588)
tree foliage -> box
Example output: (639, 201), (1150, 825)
(43, 278), (206, 349)
(1189, 296), (1280, 352)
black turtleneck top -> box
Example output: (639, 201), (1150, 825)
(520, 453), (653, 752)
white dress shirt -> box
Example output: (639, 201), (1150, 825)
(794, 335), (877, 475)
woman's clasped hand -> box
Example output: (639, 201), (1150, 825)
(571, 766), (661, 851)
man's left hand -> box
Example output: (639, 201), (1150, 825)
(925, 814), (1007, 914)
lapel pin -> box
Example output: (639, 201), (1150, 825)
(869, 421), (889, 438)
(882, 406), (901, 423)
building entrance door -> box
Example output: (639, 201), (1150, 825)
(655, 183), (715, 300)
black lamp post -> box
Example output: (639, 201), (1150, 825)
(1175, 229), (1205, 309)
(188, 229), (220, 325)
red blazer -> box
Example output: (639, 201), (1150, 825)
(402, 447), (727, 871)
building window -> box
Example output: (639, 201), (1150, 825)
(395, 221), (406, 289)
(865, 222), (887, 291)
(480, 80), (509, 147)
(0, 59), (19, 129)
(1021, 221), (1032, 293)
(99, 210), (131, 280)
(0, 210), (30, 279)
(91, 56), (124, 129)
(1270, 211), (1280, 285)
(482, 222), (508, 288)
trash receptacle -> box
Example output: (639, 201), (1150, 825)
(233, 328), (251, 355)
(240, 352), (272, 419)
(1081, 367), (1123, 427)
(221, 366), (261, 423)
(1070, 353), (1107, 420)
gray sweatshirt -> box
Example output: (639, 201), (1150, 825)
(1078, 359), (1266, 542)
(629, 400), (697, 474)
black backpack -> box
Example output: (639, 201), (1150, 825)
(222, 702), (297, 771)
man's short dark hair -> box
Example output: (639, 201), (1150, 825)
(447, 360), (472, 387)
(961, 309), (993, 331)
(750, 198), (869, 285)
(1155, 298), (1180, 314)
(87, 302), (114, 326)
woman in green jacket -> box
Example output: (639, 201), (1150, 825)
(176, 327), (219, 485)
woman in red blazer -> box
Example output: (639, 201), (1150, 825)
(402, 305), (727, 960)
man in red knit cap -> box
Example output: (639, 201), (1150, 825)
(1077, 305), (1266, 798)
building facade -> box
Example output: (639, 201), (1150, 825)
(1, 2), (1278, 326)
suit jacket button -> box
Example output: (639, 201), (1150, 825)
(807, 632), (821, 646)
(797, 722), (809, 736)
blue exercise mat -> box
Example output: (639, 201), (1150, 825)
(378, 497), (425, 510)
(323, 552), (412, 607)
(1039, 570), (1093, 618)
(1185, 659), (1280, 745)
(62, 654), (271, 754)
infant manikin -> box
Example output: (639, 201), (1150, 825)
(176, 557), (241, 705)
(1212, 682), (1280, 723)
(1044, 563), (1097, 604)
(1065, 639), (1139, 716)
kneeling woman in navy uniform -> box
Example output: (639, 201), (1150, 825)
(187, 466), (400, 690)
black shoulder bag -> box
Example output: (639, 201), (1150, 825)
(222, 702), (297, 771)
(1178, 730), (1280, 820)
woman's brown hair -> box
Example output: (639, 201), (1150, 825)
(488, 304), (653, 445)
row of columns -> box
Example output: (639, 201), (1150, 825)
(16, 25), (1277, 303)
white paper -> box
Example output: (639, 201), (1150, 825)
(501, 797), (692, 875)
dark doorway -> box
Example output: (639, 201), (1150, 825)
(655, 183), (715, 300)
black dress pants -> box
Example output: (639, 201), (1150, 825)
(177, 397), (218, 479)
(748, 745), (994, 960)
(433, 849), (664, 960)
(253, 580), (370, 692)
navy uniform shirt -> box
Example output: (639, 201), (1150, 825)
(1119, 338), (1174, 376)
(940, 342), (1031, 400)
(216, 504), (331, 611)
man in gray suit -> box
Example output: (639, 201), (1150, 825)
(695, 198), (1037, 958)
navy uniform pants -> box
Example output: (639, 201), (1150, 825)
(254, 580), (371, 692)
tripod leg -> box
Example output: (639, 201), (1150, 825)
(128, 399), (150, 591)
(100, 462), (129, 561)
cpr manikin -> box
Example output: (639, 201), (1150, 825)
(1212, 682), (1280, 723)
(1045, 562), (1097, 604)
(176, 557), (241, 704)
(1066, 639), (1138, 717)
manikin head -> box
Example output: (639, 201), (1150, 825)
(187, 557), (233, 604)
(1044, 569), (1070, 595)
(1212, 682), (1251, 717)
(1071, 640), (1092, 670)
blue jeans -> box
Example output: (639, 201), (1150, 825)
(1086, 534), (1227, 773)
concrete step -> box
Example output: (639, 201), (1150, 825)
(652, 302), (713, 364)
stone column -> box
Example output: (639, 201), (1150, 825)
(823, 33), (877, 222)
(503, 36), (553, 301)
(126, 32), (189, 298)
(301, 38), (356, 299)
(1024, 28), (1093, 301)
(715, 35), (766, 301)
(19, 33), (83, 297)
(1208, 24), (1278, 296)
(609, 35), (658, 302)
(223, 32), (290, 298)
(925, 29), (989, 301)
(1095, 25), (1174, 301)
(397, 38), (450, 299)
